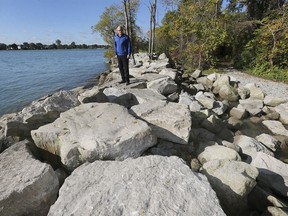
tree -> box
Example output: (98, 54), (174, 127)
(148, 0), (157, 59)
(123, 0), (140, 64)
(70, 42), (76, 49)
(156, 0), (227, 68)
(0, 43), (7, 50)
(245, 5), (288, 67)
(92, 5), (124, 57)
(55, 39), (62, 49)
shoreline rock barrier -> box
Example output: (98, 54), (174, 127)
(0, 53), (287, 215)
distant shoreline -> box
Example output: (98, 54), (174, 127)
(0, 42), (109, 50)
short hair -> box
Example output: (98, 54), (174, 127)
(117, 26), (123, 31)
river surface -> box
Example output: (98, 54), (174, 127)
(0, 49), (108, 116)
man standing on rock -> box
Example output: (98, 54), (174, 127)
(114, 25), (131, 85)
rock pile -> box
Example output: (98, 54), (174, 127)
(0, 53), (287, 216)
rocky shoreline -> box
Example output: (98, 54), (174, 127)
(0, 53), (287, 216)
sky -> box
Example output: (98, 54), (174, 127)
(0, 0), (167, 45)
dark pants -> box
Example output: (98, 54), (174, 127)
(117, 55), (129, 83)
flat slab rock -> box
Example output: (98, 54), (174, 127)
(48, 156), (225, 216)
(31, 103), (157, 171)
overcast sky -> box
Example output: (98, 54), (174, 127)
(0, 0), (167, 45)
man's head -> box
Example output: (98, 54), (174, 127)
(117, 26), (123, 36)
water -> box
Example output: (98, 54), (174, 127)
(0, 49), (109, 116)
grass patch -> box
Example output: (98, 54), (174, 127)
(245, 64), (288, 84)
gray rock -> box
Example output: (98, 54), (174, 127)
(262, 120), (288, 136)
(178, 91), (194, 106)
(78, 87), (108, 104)
(212, 74), (231, 94)
(201, 159), (258, 216)
(21, 90), (80, 129)
(264, 95), (288, 107)
(227, 117), (243, 130)
(219, 84), (239, 101)
(191, 69), (202, 79)
(159, 68), (177, 80)
(167, 92), (179, 102)
(196, 76), (213, 89)
(275, 102), (288, 125)
(233, 135), (274, 162)
(244, 83), (265, 100)
(207, 73), (220, 82)
(212, 101), (228, 116)
(266, 206), (288, 216)
(32, 103), (157, 171)
(195, 91), (215, 109)
(251, 152), (288, 197)
(238, 86), (250, 99)
(239, 99), (264, 116)
(193, 83), (205, 92)
(102, 87), (139, 108)
(221, 140), (241, 152)
(127, 88), (167, 104)
(0, 140), (59, 216)
(189, 100), (203, 112)
(230, 106), (248, 120)
(130, 101), (191, 144)
(198, 145), (241, 164)
(147, 76), (178, 96)
(256, 133), (281, 152)
(48, 156), (225, 216)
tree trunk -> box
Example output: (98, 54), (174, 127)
(123, 0), (129, 35)
(128, 0), (136, 65)
(149, 2), (153, 59)
(149, 0), (157, 59)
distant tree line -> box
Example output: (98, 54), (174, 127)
(0, 39), (109, 50)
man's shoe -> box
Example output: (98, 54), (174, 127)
(126, 82), (130, 86)
(118, 81), (125, 84)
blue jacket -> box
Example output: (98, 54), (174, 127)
(114, 34), (131, 56)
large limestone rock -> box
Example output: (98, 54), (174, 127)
(159, 68), (177, 80)
(251, 152), (288, 197)
(0, 90), (80, 150)
(195, 91), (216, 109)
(48, 156), (226, 216)
(262, 120), (288, 136)
(239, 99), (264, 116)
(103, 87), (138, 108)
(212, 74), (231, 94)
(78, 86), (108, 104)
(198, 145), (241, 164)
(264, 95), (288, 107)
(233, 135), (274, 162)
(31, 103), (157, 171)
(21, 90), (80, 128)
(147, 76), (178, 96)
(275, 102), (288, 125)
(0, 140), (59, 216)
(244, 83), (265, 100)
(127, 88), (167, 104)
(201, 159), (258, 216)
(255, 133), (280, 152)
(218, 84), (239, 101)
(0, 113), (30, 150)
(130, 101), (192, 144)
